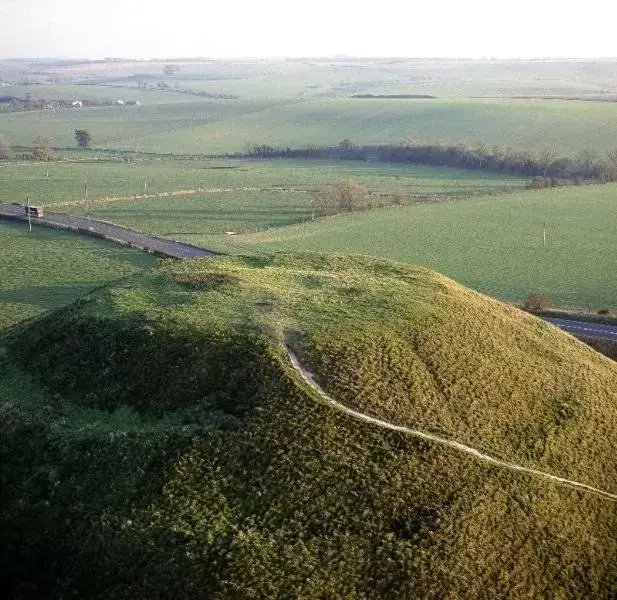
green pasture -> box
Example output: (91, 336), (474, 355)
(103, 98), (617, 157)
(0, 158), (523, 206)
(229, 183), (617, 311)
(0, 159), (223, 205)
(0, 221), (154, 329)
(1, 84), (200, 104)
(3, 96), (617, 157)
(0, 98), (276, 149)
(59, 162), (524, 247)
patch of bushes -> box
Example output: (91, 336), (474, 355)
(524, 292), (552, 311)
(167, 271), (238, 289)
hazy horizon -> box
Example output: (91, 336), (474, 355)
(1, 0), (616, 60)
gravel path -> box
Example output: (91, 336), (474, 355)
(287, 350), (617, 502)
(0, 203), (215, 260)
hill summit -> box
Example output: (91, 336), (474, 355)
(2, 253), (617, 599)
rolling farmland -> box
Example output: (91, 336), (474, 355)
(231, 183), (617, 311)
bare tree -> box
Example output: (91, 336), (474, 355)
(33, 136), (54, 161)
(524, 293), (552, 311)
(315, 180), (370, 216)
(0, 134), (12, 160)
(575, 148), (600, 179)
(339, 137), (355, 152)
(538, 146), (557, 178)
(606, 148), (617, 181)
(393, 190), (406, 206)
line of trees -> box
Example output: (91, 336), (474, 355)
(245, 141), (617, 183)
(0, 129), (94, 161)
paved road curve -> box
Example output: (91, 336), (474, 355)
(0, 203), (214, 260)
(544, 317), (617, 342)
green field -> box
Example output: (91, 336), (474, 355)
(227, 183), (617, 311)
(118, 98), (617, 157)
(3, 96), (617, 158)
(53, 162), (524, 248)
(0, 98), (276, 149)
(0, 159), (524, 207)
(0, 159), (228, 205)
(0, 220), (154, 329)
(1, 84), (205, 105)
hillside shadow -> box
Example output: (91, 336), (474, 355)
(0, 283), (98, 310)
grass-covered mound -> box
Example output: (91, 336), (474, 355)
(1, 253), (617, 599)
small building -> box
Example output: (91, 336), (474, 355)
(25, 205), (44, 218)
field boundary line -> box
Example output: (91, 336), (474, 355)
(286, 349), (617, 502)
(45, 186), (315, 208)
(45, 187), (454, 209)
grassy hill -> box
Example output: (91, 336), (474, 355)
(2, 253), (616, 599)
(230, 183), (617, 311)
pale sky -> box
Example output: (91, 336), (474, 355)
(1, 0), (616, 59)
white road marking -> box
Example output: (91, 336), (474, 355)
(552, 322), (617, 338)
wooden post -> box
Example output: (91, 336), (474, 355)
(84, 179), (89, 214)
(543, 221), (546, 248)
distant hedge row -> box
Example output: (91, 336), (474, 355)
(244, 142), (617, 182)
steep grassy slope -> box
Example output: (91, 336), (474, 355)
(2, 253), (617, 599)
(233, 183), (617, 310)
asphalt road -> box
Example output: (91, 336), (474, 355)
(0, 203), (214, 260)
(544, 317), (617, 342)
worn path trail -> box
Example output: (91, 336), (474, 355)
(287, 350), (617, 502)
